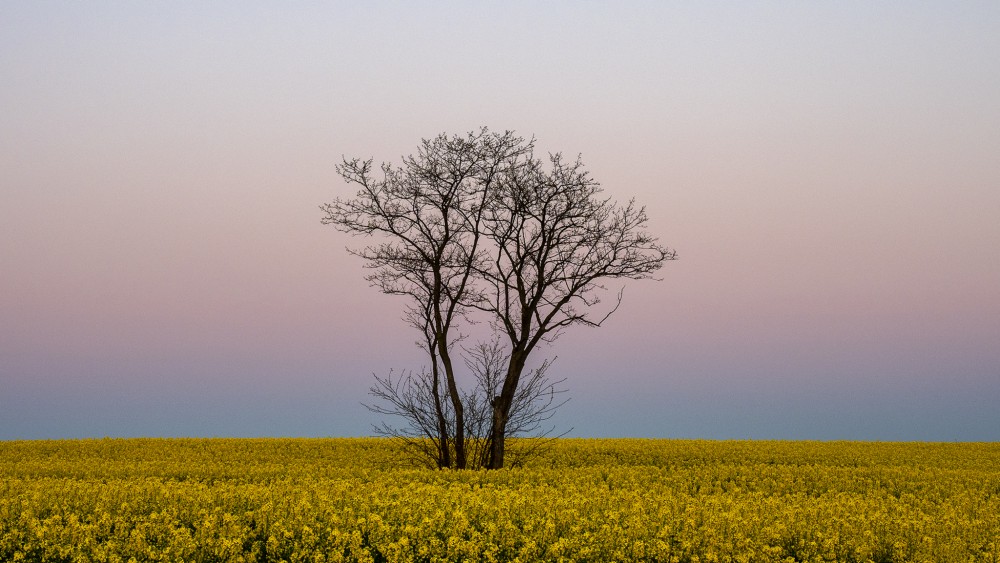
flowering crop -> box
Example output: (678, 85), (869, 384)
(2, 438), (998, 562)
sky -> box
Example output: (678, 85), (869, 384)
(2, 1), (998, 441)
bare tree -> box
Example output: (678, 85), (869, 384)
(322, 128), (674, 469)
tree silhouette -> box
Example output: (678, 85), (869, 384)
(322, 128), (675, 469)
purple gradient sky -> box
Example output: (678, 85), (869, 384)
(2, 2), (998, 440)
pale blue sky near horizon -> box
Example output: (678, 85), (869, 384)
(2, 1), (999, 441)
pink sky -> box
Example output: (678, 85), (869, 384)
(2, 2), (998, 440)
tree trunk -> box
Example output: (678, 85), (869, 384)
(486, 351), (526, 469)
(438, 339), (467, 469)
(429, 358), (450, 469)
(486, 405), (507, 469)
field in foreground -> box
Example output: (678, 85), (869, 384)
(2, 439), (999, 562)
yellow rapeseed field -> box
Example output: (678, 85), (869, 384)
(1, 438), (998, 562)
